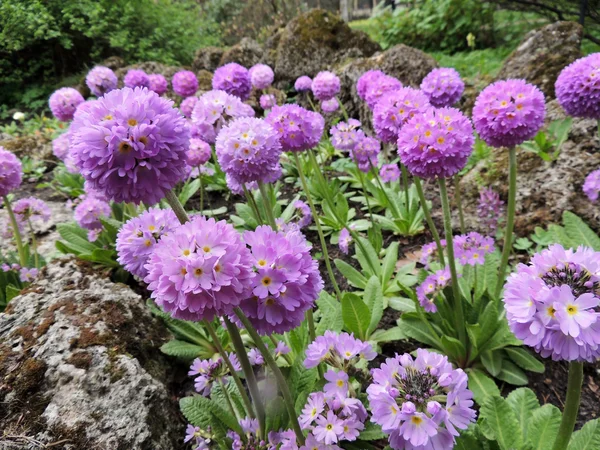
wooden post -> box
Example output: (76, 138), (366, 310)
(340, 0), (350, 21)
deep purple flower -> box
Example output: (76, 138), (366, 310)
(304, 331), (375, 369)
(556, 53), (600, 119)
(172, 70), (198, 97)
(13, 197), (51, 225)
(0, 147), (22, 197)
(124, 69), (150, 89)
(74, 196), (110, 237)
(330, 119), (364, 151)
(380, 164), (401, 183)
(116, 207), (178, 279)
(373, 87), (430, 143)
(294, 200), (312, 228)
(357, 70), (386, 101)
(416, 268), (452, 312)
(19, 267), (39, 283)
(212, 63), (252, 100)
(85, 66), (118, 97)
(420, 68), (465, 107)
(312, 71), (341, 101)
(295, 76), (313, 92)
(187, 139), (212, 167)
(453, 232), (495, 266)
(473, 79), (546, 147)
(503, 244), (600, 362)
(338, 228), (352, 255)
(478, 187), (505, 232)
(321, 98), (339, 114)
(367, 349), (476, 449)
(52, 133), (70, 161)
(364, 75), (403, 110)
(235, 225), (324, 335)
(249, 64), (274, 90)
(70, 87), (190, 205)
(397, 106), (474, 179)
(148, 74), (169, 95)
(49, 88), (85, 121)
(583, 168), (600, 202)
(265, 105), (324, 152)
(260, 94), (276, 110)
(144, 216), (255, 321)
(180, 96), (198, 118)
(351, 136), (380, 173)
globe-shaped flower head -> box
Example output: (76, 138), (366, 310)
(13, 197), (51, 225)
(357, 70), (385, 101)
(180, 96), (198, 118)
(556, 53), (600, 119)
(473, 79), (545, 147)
(215, 117), (282, 184)
(52, 133), (70, 161)
(504, 244), (600, 362)
(311, 71), (341, 101)
(259, 94), (276, 110)
(85, 66), (118, 97)
(265, 104), (324, 152)
(187, 139), (212, 166)
(235, 225), (324, 334)
(330, 119), (364, 151)
(351, 136), (380, 172)
(420, 68), (465, 107)
(583, 168), (600, 202)
(144, 216), (255, 321)
(74, 196), (111, 240)
(70, 87), (190, 205)
(49, 88), (85, 121)
(380, 164), (400, 182)
(295, 76), (313, 92)
(398, 107), (474, 179)
(116, 207), (178, 278)
(364, 75), (403, 110)
(0, 147), (22, 197)
(321, 98), (339, 114)
(249, 64), (274, 90)
(367, 349), (476, 449)
(148, 74), (169, 95)
(173, 70), (199, 97)
(373, 87), (430, 143)
(212, 63), (252, 100)
(124, 69), (150, 89)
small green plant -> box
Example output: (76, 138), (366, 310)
(21, 156), (47, 182)
(521, 118), (573, 162)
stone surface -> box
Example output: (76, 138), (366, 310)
(219, 38), (264, 68)
(0, 135), (52, 161)
(192, 46), (224, 73)
(0, 259), (186, 449)
(496, 21), (583, 100)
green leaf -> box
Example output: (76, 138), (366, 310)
(341, 293), (372, 340)
(398, 313), (439, 348)
(455, 432), (485, 450)
(266, 397), (288, 433)
(481, 350), (503, 377)
(370, 327), (406, 343)
(388, 296), (416, 312)
(528, 404), (562, 450)
(160, 340), (205, 360)
(5, 284), (21, 302)
(505, 347), (545, 374)
(364, 276), (384, 336)
(180, 395), (242, 437)
(562, 211), (600, 250)
(568, 418), (600, 450)
(381, 242), (399, 284)
(179, 179), (201, 207)
(57, 223), (98, 254)
(355, 237), (381, 277)
(497, 360), (528, 385)
(359, 422), (386, 441)
(479, 395), (522, 450)
(441, 335), (466, 362)
(146, 300), (213, 348)
(506, 388), (540, 442)
(334, 259), (368, 289)
(467, 369), (500, 405)
(316, 291), (343, 335)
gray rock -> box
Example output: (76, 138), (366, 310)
(220, 38), (264, 69)
(192, 46), (225, 73)
(0, 259), (185, 449)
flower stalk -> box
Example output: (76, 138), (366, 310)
(496, 146), (517, 298)
(3, 196), (27, 267)
(414, 178), (445, 266)
(551, 361), (584, 450)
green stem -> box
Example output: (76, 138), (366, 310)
(551, 361), (584, 450)
(224, 317), (266, 439)
(400, 164), (410, 212)
(3, 196), (26, 267)
(454, 177), (466, 234)
(336, 97), (349, 121)
(257, 181), (277, 229)
(357, 169), (377, 225)
(307, 95), (318, 113)
(438, 178), (467, 349)
(368, 160), (400, 219)
(293, 152), (342, 301)
(27, 219), (39, 270)
(164, 190), (190, 224)
(413, 178), (445, 266)
(234, 308), (305, 446)
(198, 168), (204, 214)
(204, 321), (256, 420)
(495, 146), (517, 299)
(243, 185), (264, 225)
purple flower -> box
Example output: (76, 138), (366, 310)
(187, 139), (212, 167)
(556, 53), (600, 119)
(12, 197), (51, 225)
(235, 225), (323, 335)
(275, 341), (291, 357)
(380, 164), (401, 183)
(300, 433), (342, 450)
(188, 354), (240, 397)
(321, 98), (339, 114)
(357, 70), (386, 101)
(116, 207), (178, 279)
(312, 71), (341, 101)
(338, 228), (352, 255)
(215, 117), (282, 184)
(324, 370), (348, 395)
(184, 424), (201, 443)
(373, 87), (430, 143)
(19, 267), (38, 283)
(503, 244), (600, 362)
(148, 74), (169, 95)
(49, 88), (85, 122)
(364, 75), (403, 110)
(304, 331), (375, 369)
(124, 69), (150, 89)
(314, 411), (344, 444)
(583, 169), (600, 202)
(70, 87), (190, 205)
(473, 79), (546, 148)
(266, 105), (324, 152)
(85, 66), (118, 97)
(397, 106), (474, 179)
(420, 240), (447, 269)
(52, 133), (70, 161)
(225, 172), (259, 195)
(0, 147), (22, 197)
(249, 64), (274, 90)
(367, 349), (476, 449)
(191, 90), (255, 144)
(420, 68), (465, 107)
(294, 200), (312, 228)
(248, 348), (264, 366)
(453, 232), (495, 266)
(330, 119), (364, 152)
(351, 136), (380, 173)
(180, 96), (198, 118)
(74, 196), (110, 235)
(295, 76), (313, 92)
(260, 94), (276, 110)
(212, 63), (252, 100)
(478, 187), (505, 232)
(172, 70), (198, 97)
(416, 268), (452, 313)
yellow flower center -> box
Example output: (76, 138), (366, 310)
(128, 118), (138, 126)
(411, 416), (423, 425)
(262, 277), (272, 286)
(567, 305), (578, 316)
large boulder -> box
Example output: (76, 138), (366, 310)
(0, 259), (186, 449)
(220, 38), (264, 68)
(495, 21), (583, 100)
(192, 46), (225, 73)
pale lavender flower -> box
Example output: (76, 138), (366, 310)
(420, 68), (465, 107)
(266, 105), (324, 152)
(380, 164), (400, 183)
(180, 96), (198, 118)
(304, 331), (375, 369)
(85, 66), (118, 97)
(187, 139), (212, 167)
(373, 87), (430, 143)
(52, 133), (70, 161)
(364, 75), (403, 110)
(312, 71), (341, 101)
(212, 63), (252, 100)
(556, 53), (600, 119)
(477, 187), (505, 232)
(294, 200), (312, 228)
(295, 76), (313, 92)
(172, 71), (198, 97)
(49, 88), (84, 121)
(260, 94), (276, 110)
(321, 98), (339, 114)
(583, 169), (600, 202)
(249, 64), (274, 90)
(124, 69), (150, 89)
(74, 196), (110, 236)
(248, 348), (264, 366)
(12, 197), (51, 224)
(351, 136), (380, 173)
(330, 120), (364, 152)
(338, 228), (352, 255)
(0, 147), (21, 197)
(19, 267), (38, 283)
(148, 74), (169, 95)
(453, 232), (495, 266)
(416, 268), (452, 313)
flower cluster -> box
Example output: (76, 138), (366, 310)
(312, 71), (341, 101)
(249, 64), (275, 90)
(397, 106), (474, 179)
(373, 87), (430, 143)
(12, 197), (51, 225)
(380, 164), (401, 183)
(52, 133), (70, 161)
(556, 53), (600, 119)
(49, 88), (85, 121)
(304, 331), (376, 369)
(330, 119), (364, 151)
(416, 268), (452, 313)
(236, 225), (324, 335)
(477, 187), (505, 232)
(148, 74), (169, 95)
(265, 105), (324, 152)
(294, 200), (312, 228)
(453, 232), (495, 266)
(116, 207), (178, 279)
(184, 424), (212, 450)
(260, 94), (276, 110)
(229, 417), (265, 450)
(321, 98), (339, 114)
(188, 353), (241, 397)
(357, 70), (385, 101)
(70, 87), (190, 205)
(173, 70), (198, 97)
(368, 349), (476, 449)
(187, 139), (212, 167)
(473, 79), (545, 147)
(583, 168), (600, 202)
(180, 96), (198, 118)
(420, 68), (465, 107)
(0, 147), (22, 197)
(363, 74), (403, 110)
(504, 244), (600, 362)
(191, 90), (255, 144)
(338, 228), (352, 255)
(419, 240), (447, 269)
(350, 136), (380, 172)
(247, 341), (290, 367)
(212, 63), (252, 100)
(145, 216), (255, 321)
(124, 69), (150, 89)
(74, 196), (111, 241)
(295, 76), (313, 92)
(85, 66), (118, 97)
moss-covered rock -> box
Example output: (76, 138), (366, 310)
(192, 46), (224, 73)
(220, 38), (264, 68)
